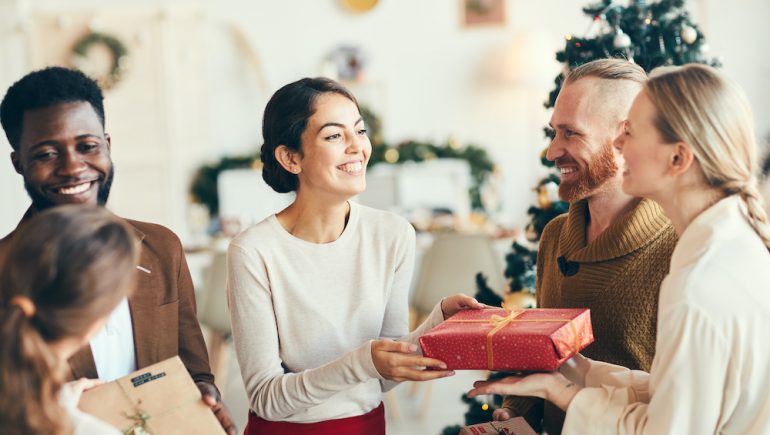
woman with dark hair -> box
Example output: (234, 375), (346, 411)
(227, 77), (482, 434)
(0, 205), (139, 435)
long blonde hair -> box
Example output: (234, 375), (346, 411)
(645, 64), (770, 250)
(0, 205), (138, 435)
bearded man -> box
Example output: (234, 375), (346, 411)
(495, 59), (678, 434)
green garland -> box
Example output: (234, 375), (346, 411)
(369, 140), (494, 210)
(190, 107), (495, 216)
(363, 105), (495, 211)
(190, 153), (260, 216)
(71, 32), (129, 89)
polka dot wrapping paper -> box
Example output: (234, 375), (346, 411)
(418, 308), (594, 371)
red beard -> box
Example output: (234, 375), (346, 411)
(557, 143), (619, 202)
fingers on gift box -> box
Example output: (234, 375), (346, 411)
(419, 308), (594, 371)
(78, 356), (225, 434)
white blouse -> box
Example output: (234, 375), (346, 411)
(561, 195), (770, 434)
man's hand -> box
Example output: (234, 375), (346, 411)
(468, 372), (581, 412)
(440, 294), (487, 319)
(492, 407), (513, 421)
(197, 382), (237, 435)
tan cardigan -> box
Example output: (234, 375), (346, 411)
(503, 198), (678, 433)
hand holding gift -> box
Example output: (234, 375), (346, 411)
(371, 293), (486, 382)
(371, 340), (455, 382)
(440, 294), (488, 319)
(419, 307), (594, 371)
(492, 406), (513, 422)
(468, 370), (582, 412)
(196, 381), (237, 435)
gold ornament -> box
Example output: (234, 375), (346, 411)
(537, 184), (551, 208)
(339, 0), (379, 14)
(384, 148), (399, 163)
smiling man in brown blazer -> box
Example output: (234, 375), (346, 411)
(0, 67), (236, 435)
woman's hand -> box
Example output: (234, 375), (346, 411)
(468, 372), (581, 411)
(66, 378), (103, 402)
(440, 294), (487, 319)
(371, 340), (454, 382)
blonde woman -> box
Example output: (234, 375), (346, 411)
(469, 64), (770, 434)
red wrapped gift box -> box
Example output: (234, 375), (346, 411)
(419, 308), (593, 371)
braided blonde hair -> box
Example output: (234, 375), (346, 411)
(645, 64), (770, 250)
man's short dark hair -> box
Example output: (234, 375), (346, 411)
(0, 67), (105, 151)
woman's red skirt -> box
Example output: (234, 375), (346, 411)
(244, 403), (385, 435)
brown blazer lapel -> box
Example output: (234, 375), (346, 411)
(129, 225), (160, 369)
(68, 345), (98, 380)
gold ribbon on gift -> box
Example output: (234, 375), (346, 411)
(446, 309), (581, 370)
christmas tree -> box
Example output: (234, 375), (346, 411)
(446, 0), (720, 432)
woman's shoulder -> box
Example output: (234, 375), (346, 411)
(229, 216), (281, 251)
(353, 203), (414, 236)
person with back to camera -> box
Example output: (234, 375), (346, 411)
(227, 77), (484, 434)
(469, 64), (770, 434)
(0, 205), (139, 435)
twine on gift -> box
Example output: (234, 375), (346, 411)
(121, 398), (151, 435)
(446, 309), (581, 370)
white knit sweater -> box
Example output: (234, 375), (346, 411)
(226, 201), (445, 423)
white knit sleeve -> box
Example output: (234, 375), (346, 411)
(377, 223), (446, 392)
(226, 242), (381, 420)
(378, 223), (415, 341)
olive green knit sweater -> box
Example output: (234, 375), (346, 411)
(502, 198), (678, 433)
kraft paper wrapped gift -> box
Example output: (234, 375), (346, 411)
(78, 356), (224, 435)
(459, 416), (538, 435)
(419, 308), (593, 371)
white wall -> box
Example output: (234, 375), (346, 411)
(201, 0), (576, 227)
(697, 0), (770, 144)
(2, 0), (769, 237)
(0, 0), (31, 235)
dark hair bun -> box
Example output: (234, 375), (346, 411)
(259, 77), (357, 194)
(260, 142), (297, 194)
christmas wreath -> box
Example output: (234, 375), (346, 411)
(71, 32), (129, 89)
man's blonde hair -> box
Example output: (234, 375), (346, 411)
(564, 58), (647, 85)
